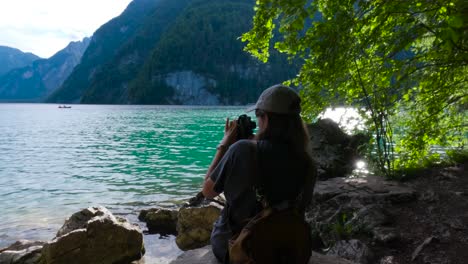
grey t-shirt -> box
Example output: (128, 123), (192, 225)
(208, 139), (314, 261)
(209, 140), (258, 261)
(210, 139), (259, 232)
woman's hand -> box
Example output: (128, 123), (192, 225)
(219, 118), (238, 148)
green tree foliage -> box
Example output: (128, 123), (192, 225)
(242, 0), (468, 177)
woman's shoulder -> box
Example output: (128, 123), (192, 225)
(230, 139), (256, 149)
(229, 139), (256, 156)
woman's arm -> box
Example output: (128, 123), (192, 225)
(202, 118), (238, 198)
(202, 148), (227, 198)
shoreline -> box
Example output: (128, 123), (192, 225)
(1, 163), (467, 264)
(0, 207), (186, 263)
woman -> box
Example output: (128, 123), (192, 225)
(201, 84), (316, 263)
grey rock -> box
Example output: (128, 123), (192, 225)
(411, 236), (434, 261)
(437, 225), (452, 242)
(138, 208), (178, 235)
(372, 227), (399, 244)
(56, 206), (104, 237)
(346, 205), (392, 233)
(420, 190), (439, 203)
(422, 255), (451, 264)
(0, 240), (45, 264)
(41, 206), (144, 264)
(379, 256), (397, 264)
(176, 202), (222, 251)
(306, 176), (416, 246)
(165, 71), (220, 105)
(327, 240), (373, 264)
(307, 119), (368, 180)
(438, 171), (458, 180)
(170, 246), (356, 264)
(169, 246), (219, 264)
(312, 176), (417, 204)
(445, 218), (466, 230)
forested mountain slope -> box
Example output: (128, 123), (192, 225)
(48, 0), (297, 105)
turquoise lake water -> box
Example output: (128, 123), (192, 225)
(0, 104), (248, 262)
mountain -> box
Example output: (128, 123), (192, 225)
(0, 46), (40, 76)
(0, 38), (90, 102)
(80, 0), (194, 104)
(127, 0), (296, 105)
(47, 0), (170, 103)
(48, 0), (298, 105)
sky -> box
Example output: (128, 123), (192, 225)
(0, 0), (133, 58)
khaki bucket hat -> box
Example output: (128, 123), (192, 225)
(247, 84), (301, 114)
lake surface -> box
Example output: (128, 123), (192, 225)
(0, 104), (247, 262)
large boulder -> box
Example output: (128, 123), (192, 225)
(138, 208), (178, 235)
(0, 240), (45, 264)
(176, 202), (223, 250)
(169, 246), (219, 264)
(170, 245), (357, 264)
(41, 206), (144, 264)
(312, 176), (417, 205)
(307, 118), (368, 180)
(306, 176), (416, 248)
(346, 205), (393, 234)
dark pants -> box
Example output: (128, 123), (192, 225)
(210, 216), (232, 263)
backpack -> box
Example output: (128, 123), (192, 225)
(228, 203), (312, 264)
(228, 142), (313, 264)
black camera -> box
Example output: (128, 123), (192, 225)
(237, 114), (256, 140)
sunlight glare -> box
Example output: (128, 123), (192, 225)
(356, 160), (366, 169)
(319, 107), (366, 134)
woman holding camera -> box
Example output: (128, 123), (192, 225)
(201, 84), (316, 263)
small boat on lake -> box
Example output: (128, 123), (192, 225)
(58, 105), (72, 109)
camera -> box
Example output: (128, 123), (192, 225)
(237, 114), (256, 140)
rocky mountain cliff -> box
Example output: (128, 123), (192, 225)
(48, 0), (297, 105)
(0, 38), (90, 102)
(0, 46), (40, 76)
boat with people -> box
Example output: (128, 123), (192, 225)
(58, 105), (72, 109)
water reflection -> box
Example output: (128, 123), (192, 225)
(143, 234), (183, 264)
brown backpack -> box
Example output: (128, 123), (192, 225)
(227, 141), (314, 264)
(228, 204), (312, 264)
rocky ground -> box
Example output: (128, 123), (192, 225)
(305, 163), (467, 264)
(170, 246), (355, 264)
(142, 162), (466, 264)
(0, 207), (145, 264)
(384, 165), (468, 264)
(1, 163), (466, 264)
